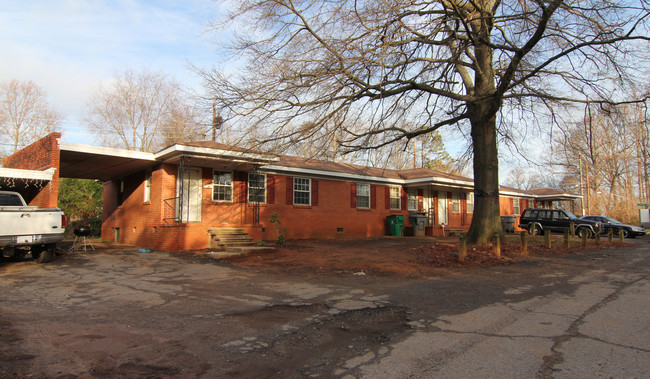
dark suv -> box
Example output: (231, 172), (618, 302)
(518, 208), (600, 238)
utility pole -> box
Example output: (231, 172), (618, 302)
(413, 140), (417, 169)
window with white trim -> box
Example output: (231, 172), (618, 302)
(513, 197), (520, 215)
(452, 192), (460, 213)
(407, 189), (418, 211)
(212, 171), (232, 202)
(467, 192), (474, 213)
(357, 183), (370, 209)
(294, 177), (311, 205)
(248, 172), (266, 203)
(390, 185), (401, 210)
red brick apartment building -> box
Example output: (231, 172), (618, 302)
(1, 133), (581, 251)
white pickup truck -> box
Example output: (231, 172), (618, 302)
(0, 190), (66, 263)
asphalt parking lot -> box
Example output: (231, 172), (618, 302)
(1, 237), (649, 378)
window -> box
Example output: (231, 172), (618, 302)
(294, 177), (311, 205)
(466, 192), (474, 213)
(0, 193), (23, 206)
(144, 170), (152, 203)
(212, 171), (232, 202)
(390, 186), (401, 209)
(407, 189), (418, 211)
(248, 173), (266, 203)
(513, 197), (520, 215)
(452, 192), (460, 213)
(357, 183), (370, 209)
(553, 210), (568, 220)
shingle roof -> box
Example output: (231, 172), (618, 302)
(272, 155), (403, 179)
(170, 141), (576, 198)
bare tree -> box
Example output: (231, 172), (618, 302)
(203, 0), (650, 243)
(0, 80), (61, 155)
(553, 103), (647, 222)
(86, 70), (206, 152)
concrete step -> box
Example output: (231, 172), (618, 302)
(208, 228), (245, 235)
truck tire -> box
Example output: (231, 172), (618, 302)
(34, 245), (55, 263)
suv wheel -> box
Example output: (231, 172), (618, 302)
(577, 227), (593, 239)
(528, 224), (542, 236)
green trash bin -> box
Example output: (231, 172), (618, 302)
(387, 215), (404, 236)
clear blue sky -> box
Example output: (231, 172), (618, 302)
(0, 0), (223, 145)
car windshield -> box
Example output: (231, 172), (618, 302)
(603, 217), (622, 224)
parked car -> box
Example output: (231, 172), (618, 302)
(0, 191), (66, 263)
(518, 208), (600, 239)
(579, 216), (646, 238)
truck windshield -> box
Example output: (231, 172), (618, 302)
(0, 193), (24, 206)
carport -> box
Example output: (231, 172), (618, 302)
(0, 167), (56, 205)
(57, 142), (156, 181)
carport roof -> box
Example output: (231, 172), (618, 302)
(59, 141), (280, 181)
(59, 142), (156, 181)
(0, 167), (56, 193)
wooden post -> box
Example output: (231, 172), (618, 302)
(608, 229), (613, 242)
(582, 230), (588, 247)
(458, 233), (467, 262)
(569, 222), (575, 237)
(594, 226), (600, 246)
(493, 233), (501, 258)
(619, 227), (625, 242)
(520, 231), (528, 256)
(544, 229), (551, 249)
(563, 229), (570, 248)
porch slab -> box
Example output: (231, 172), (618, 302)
(206, 246), (276, 260)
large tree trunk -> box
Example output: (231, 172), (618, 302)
(466, 114), (502, 245)
(464, 5), (502, 245)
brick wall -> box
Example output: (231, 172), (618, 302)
(2, 132), (61, 208)
(99, 162), (521, 251)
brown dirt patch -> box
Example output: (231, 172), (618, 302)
(214, 235), (631, 277)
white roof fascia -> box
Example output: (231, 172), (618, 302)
(404, 176), (475, 189)
(59, 141), (156, 161)
(0, 167), (56, 181)
(500, 189), (534, 197)
(260, 165), (404, 185)
(533, 193), (582, 199)
(155, 145), (279, 163)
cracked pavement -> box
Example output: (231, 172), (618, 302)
(1, 238), (649, 378)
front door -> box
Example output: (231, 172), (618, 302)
(438, 191), (448, 225)
(176, 167), (202, 222)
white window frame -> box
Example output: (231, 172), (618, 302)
(452, 192), (461, 213)
(294, 177), (311, 206)
(466, 192), (474, 214)
(248, 172), (266, 204)
(144, 170), (152, 203)
(513, 197), (520, 215)
(212, 170), (233, 202)
(407, 189), (418, 211)
(356, 183), (370, 209)
(390, 185), (401, 210)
